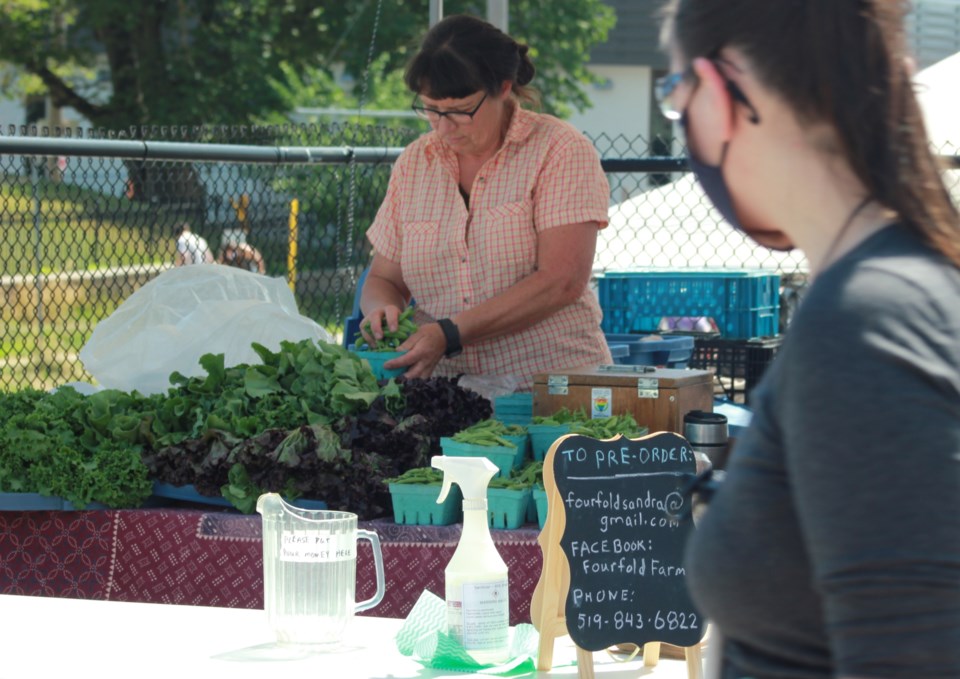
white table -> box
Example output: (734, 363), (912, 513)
(0, 594), (699, 678)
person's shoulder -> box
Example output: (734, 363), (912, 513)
(398, 132), (434, 159)
(520, 109), (596, 154)
(823, 226), (956, 299)
(795, 225), (960, 339)
(392, 132), (437, 173)
(517, 109), (571, 136)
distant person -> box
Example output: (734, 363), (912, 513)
(218, 236), (266, 274)
(174, 223), (214, 266)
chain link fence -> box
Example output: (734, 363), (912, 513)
(2, 122), (958, 392)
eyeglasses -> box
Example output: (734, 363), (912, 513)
(411, 92), (488, 125)
(655, 59), (761, 125)
(655, 68), (693, 121)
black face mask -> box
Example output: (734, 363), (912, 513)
(681, 109), (795, 252)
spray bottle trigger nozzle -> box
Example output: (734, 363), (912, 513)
(437, 474), (452, 503)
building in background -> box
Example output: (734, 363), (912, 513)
(566, 0), (667, 147)
(567, 0), (960, 201)
(907, 0), (960, 68)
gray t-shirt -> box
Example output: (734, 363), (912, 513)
(685, 225), (960, 678)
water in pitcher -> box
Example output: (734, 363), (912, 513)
(262, 535), (357, 646)
(257, 495), (385, 648)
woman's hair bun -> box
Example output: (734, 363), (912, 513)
(516, 42), (536, 86)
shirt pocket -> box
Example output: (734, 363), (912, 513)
(399, 220), (441, 296)
(479, 199), (537, 294)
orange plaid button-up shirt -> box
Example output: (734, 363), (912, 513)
(367, 106), (612, 388)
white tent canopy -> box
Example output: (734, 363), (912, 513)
(915, 50), (960, 154)
(595, 174), (809, 274)
(915, 51), (960, 209)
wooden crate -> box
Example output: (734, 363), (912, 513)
(532, 365), (714, 435)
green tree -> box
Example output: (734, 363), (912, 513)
(296, 0), (617, 119)
(0, 0), (613, 205)
(0, 0), (615, 127)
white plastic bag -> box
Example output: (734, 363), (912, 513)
(457, 374), (524, 402)
(79, 265), (334, 395)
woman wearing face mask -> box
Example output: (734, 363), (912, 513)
(658, 1), (960, 678)
(359, 14), (612, 388)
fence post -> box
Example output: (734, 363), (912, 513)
(28, 157), (45, 340)
(288, 198), (299, 292)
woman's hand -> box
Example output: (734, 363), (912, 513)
(359, 305), (405, 347)
(358, 254), (414, 348)
(383, 323), (447, 379)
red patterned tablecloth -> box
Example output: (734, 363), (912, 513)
(0, 509), (543, 624)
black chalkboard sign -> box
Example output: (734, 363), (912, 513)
(551, 431), (706, 652)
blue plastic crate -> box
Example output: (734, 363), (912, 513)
(598, 270), (780, 339)
(151, 482), (328, 510)
(341, 266), (371, 348)
(608, 343), (629, 362)
(0, 492), (109, 511)
(343, 315), (362, 349)
(604, 333), (694, 368)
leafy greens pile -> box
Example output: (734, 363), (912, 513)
(338, 376), (493, 476)
(0, 387), (154, 508)
(0, 337), (492, 519)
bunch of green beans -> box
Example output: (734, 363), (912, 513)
(570, 413), (648, 439)
(383, 467), (444, 485)
(531, 407), (589, 425)
(452, 419), (518, 448)
(355, 306), (418, 352)
(489, 460), (543, 490)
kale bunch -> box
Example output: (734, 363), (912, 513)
(0, 387), (153, 508)
(337, 376), (493, 476)
(218, 423), (393, 519)
(396, 377), (493, 440)
(140, 429), (240, 496)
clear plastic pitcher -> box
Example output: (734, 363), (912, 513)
(257, 493), (385, 647)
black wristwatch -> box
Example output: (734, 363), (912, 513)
(436, 318), (463, 358)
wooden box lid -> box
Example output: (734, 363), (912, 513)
(533, 365), (713, 389)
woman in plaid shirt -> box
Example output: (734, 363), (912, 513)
(360, 14), (613, 389)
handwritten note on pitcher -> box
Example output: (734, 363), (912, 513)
(550, 431), (706, 651)
(280, 530), (355, 563)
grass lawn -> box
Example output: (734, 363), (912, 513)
(0, 175), (172, 276)
(0, 175), (362, 392)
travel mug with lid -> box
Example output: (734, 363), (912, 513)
(683, 410), (729, 470)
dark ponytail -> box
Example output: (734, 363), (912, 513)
(516, 44), (536, 87)
(405, 14), (540, 108)
(661, 0), (960, 267)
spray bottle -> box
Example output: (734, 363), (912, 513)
(432, 455), (510, 664)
